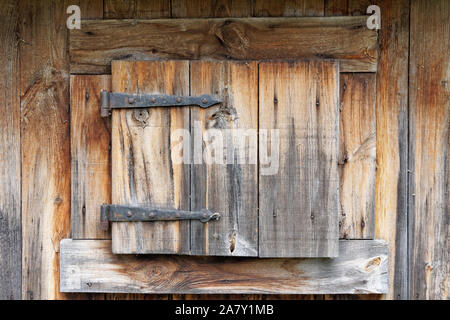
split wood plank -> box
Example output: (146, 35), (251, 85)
(253, 0), (324, 17)
(258, 60), (340, 258)
(104, 0), (170, 19)
(69, 16), (378, 74)
(408, 0), (449, 300)
(71, 75), (111, 239)
(339, 73), (376, 239)
(189, 61), (258, 256)
(172, 0), (252, 18)
(111, 60), (191, 254)
(60, 239), (389, 294)
(0, 0), (21, 300)
(19, 0), (103, 300)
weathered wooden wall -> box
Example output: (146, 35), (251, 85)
(0, 0), (448, 300)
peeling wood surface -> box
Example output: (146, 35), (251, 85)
(408, 0), (449, 300)
(69, 16), (378, 74)
(71, 76), (111, 239)
(258, 61), (340, 257)
(339, 73), (376, 239)
(0, 0), (21, 300)
(60, 239), (389, 294)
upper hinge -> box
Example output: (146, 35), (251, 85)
(100, 91), (222, 117)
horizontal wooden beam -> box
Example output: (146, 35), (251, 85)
(60, 239), (388, 294)
(70, 17), (378, 74)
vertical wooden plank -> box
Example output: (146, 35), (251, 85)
(258, 61), (340, 258)
(111, 60), (190, 254)
(373, 0), (410, 300)
(19, 0), (103, 300)
(0, 0), (21, 300)
(409, 0), (449, 300)
(253, 0), (324, 17)
(190, 61), (258, 256)
(104, 0), (170, 18)
(324, 0), (348, 16)
(172, 0), (252, 18)
(71, 76), (111, 239)
(339, 74), (376, 239)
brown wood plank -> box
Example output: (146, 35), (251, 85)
(409, 0), (449, 300)
(69, 16), (378, 74)
(172, 0), (252, 18)
(71, 76), (111, 239)
(110, 60), (190, 254)
(258, 60), (340, 258)
(190, 61), (258, 256)
(373, 0), (410, 300)
(0, 0), (21, 300)
(339, 73), (376, 239)
(60, 239), (389, 294)
(104, 0), (170, 18)
(19, 0), (103, 300)
(253, 0), (324, 17)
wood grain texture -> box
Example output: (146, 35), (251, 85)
(373, 0), (410, 300)
(253, 0), (324, 17)
(69, 16), (378, 74)
(60, 239), (389, 294)
(104, 0), (170, 18)
(0, 0), (21, 300)
(71, 76), (111, 239)
(190, 61), (258, 256)
(172, 0), (252, 18)
(258, 61), (340, 258)
(339, 73), (376, 239)
(19, 0), (103, 300)
(111, 60), (191, 254)
(408, 0), (449, 300)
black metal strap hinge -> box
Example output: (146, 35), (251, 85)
(100, 204), (221, 230)
(100, 91), (222, 117)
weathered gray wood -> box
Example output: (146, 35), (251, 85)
(339, 73), (376, 239)
(253, 0), (324, 17)
(172, 0), (252, 18)
(71, 75), (111, 239)
(373, 0), (410, 300)
(0, 0), (21, 300)
(69, 16), (378, 74)
(60, 239), (389, 294)
(111, 60), (191, 254)
(408, 0), (449, 300)
(190, 61), (258, 256)
(258, 60), (340, 258)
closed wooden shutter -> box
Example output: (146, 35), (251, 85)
(110, 60), (339, 257)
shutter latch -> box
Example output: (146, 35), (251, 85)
(100, 204), (221, 230)
(100, 91), (222, 117)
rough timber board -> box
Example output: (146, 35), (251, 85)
(258, 60), (340, 257)
(60, 239), (389, 294)
(69, 16), (378, 74)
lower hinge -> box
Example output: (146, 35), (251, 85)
(100, 91), (221, 117)
(100, 204), (221, 230)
